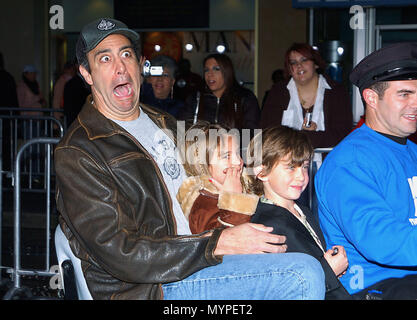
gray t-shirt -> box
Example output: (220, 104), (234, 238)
(113, 108), (191, 235)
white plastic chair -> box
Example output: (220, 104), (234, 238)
(54, 225), (93, 300)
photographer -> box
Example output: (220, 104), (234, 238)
(140, 55), (184, 118)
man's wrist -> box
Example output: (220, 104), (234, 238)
(207, 227), (226, 263)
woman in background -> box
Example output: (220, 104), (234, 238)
(17, 64), (45, 116)
(261, 43), (352, 148)
(260, 43), (353, 212)
(179, 53), (260, 131)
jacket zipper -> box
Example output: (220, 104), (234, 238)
(193, 91), (201, 125)
(214, 97), (220, 124)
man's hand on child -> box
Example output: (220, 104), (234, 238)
(214, 223), (287, 256)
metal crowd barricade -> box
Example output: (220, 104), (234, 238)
(3, 138), (60, 299)
(0, 108), (66, 187)
(0, 108), (65, 286)
(308, 147), (333, 210)
(1, 115), (63, 182)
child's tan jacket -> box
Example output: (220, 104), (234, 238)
(177, 174), (259, 234)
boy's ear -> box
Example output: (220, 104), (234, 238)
(253, 165), (268, 182)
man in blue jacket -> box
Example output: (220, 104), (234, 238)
(315, 42), (417, 299)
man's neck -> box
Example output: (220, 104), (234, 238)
(91, 94), (140, 121)
(376, 131), (407, 145)
(365, 120), (407, 145)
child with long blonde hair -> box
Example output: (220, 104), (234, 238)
(177, 121), (258, 234)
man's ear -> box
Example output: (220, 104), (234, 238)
(362, 88), (379, 110)
(79, 64), (93, 86)
(139, 55), (145, 68)
(253, 165), (268, 182)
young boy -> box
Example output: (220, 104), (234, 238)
(248, 126), (351, 300)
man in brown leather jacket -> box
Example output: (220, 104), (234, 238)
(54, 17), (326, 300)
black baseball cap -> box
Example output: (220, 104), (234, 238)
(76, 18), (140, 65)
(350, 42), (417, 93)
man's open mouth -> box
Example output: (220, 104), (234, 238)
(113, 83), (132, 97)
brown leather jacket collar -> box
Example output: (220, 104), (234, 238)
(78, 95), (177, 142)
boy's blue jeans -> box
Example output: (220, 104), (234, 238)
(162, 252), (325, 300)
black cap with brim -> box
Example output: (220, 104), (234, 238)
(350, 42), (417, 93)
(76, 18), (140, 65)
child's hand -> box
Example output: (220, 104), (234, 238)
(324, 245), (348, 278)
(210, 166), (242, 193)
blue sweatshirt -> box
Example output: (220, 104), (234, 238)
(315, 124), (417, 294)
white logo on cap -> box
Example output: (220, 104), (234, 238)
(97, 19), (115, 31)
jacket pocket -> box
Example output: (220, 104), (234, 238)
(109, 152), (147, 167)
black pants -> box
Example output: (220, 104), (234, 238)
(352, 274), (417, 300)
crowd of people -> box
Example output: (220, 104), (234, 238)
(0, 57), (89, 128)
(3, 16), (417, 300)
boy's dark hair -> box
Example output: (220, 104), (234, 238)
(247, 126), (313, 196)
